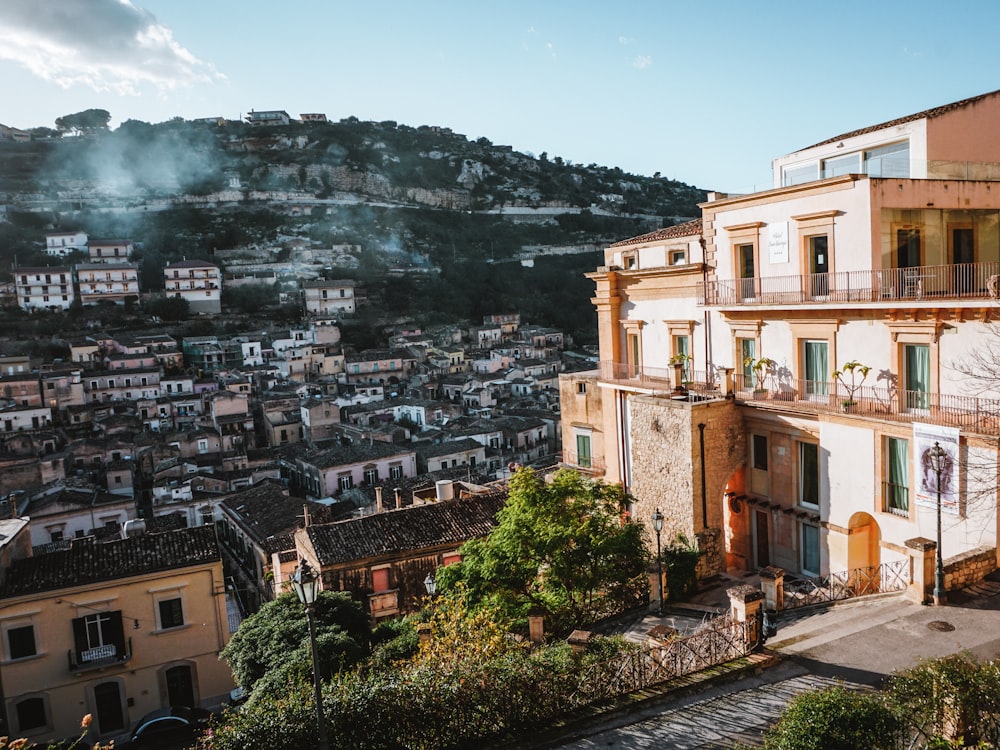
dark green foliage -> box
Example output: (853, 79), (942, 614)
(144, 295), (191, 321)
(761, 684), (904, 750)
(662, 535), (701, 601)
(221, 283), (280, 314)
(436, 468), (647, 632)
(55, 109), (111, 135)
(886, 653), (1000, 747)
(219, 591), (371, 694)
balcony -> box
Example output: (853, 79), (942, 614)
(598, 362), (721, 397)
(68, 637), (131, 672)
(561, 449), (607, 474)
(702, 261), (1000, 307)
(734, 374), (1000, 435)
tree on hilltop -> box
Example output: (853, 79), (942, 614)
(55, 109), (111, 136)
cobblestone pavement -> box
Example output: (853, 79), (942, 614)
(547, 668), (846, 749)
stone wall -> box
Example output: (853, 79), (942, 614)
(944, 546), (997, 590)
(628, 395), (746, 577)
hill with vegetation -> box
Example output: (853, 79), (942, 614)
(0, 114), (707, 344)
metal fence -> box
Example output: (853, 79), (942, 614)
(568, 612), (755, 707)
(782, 560), (909, 612)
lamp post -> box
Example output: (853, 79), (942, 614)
(929, 441), (948, 606)
(652, 508), (665, 616)
(291, 559), (329, 750)
(423, 573), (436, 597)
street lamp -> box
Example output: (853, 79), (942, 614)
(423, 573), (436, 597)
(928, 442), (948, 606)
(652, 508), (665, 616)
(291, 559), (329, 750)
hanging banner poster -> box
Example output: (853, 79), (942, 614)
(913, 422), (960, 515)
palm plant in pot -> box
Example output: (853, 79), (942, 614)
(744, 356), (775, 398)
(832, 360), (871, 412)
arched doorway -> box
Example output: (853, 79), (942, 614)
(847, 512), (881, 572)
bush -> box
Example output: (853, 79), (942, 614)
(760, 684), (904, 750)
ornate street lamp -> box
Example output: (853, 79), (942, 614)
(652, 508), (665, 616)
(928, 442), (948, 606)
(291, 559), (329, 750)
(423, 573), (437, 597)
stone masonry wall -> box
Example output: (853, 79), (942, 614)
(944, 546), (997, 590)
(629, 395), (746, 577)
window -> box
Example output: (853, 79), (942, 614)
(782, 163), (818, 187)
(389, 464), (403, 480)
(751, 435), (768, 471)
(72, 611), (124, 665)
(904, 344), (930, 410)
(865, 141), (909, 178)
(801, 523), (820, 575)
(575, 432), (592, 469)
(669, 249), (687, 265)
(821, 152), (861, 178)
(6, 623), (37, 660)
(371, 567), (390, 591)
(884, 437), (910, 516)
(798, 442), (820, 508)
(338, 474), (353, 491)
(738, 338), (756, 385)
(158, 598), (185, 630)
(363, 468), (378, 485)
(803, 340), (829, 396)
(737, 243), (756, 300)
(673, 335), (691, 380)
(15, 696), (47, 732)
(576, 381), (587, 395)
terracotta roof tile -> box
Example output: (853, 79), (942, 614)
(610, 218), (702, 248)
(0, 525), (220, 597)
(306, 490), (507, 565)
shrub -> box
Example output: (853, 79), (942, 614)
(761, 684), (904, 750)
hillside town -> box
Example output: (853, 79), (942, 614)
(4, 87), (1000, 747)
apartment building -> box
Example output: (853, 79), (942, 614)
(303, 279), (356, 316)
(87, 239), (134, 264)
(75, 263), (140, 305)
(561, 89), (1000, 593)
(163, 260), (222, 314)
(15, 267), (74, 310)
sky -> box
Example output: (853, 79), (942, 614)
(3, 1), (1000, 194)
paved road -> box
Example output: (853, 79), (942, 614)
(547, 664), (844, 749)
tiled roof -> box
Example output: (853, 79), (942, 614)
(0, 525), (220, 598)
(220, 479), (335, 551)
(610, 218), (702, 248)
(165, 259), (219, 269)
(306, 440), (414, 468)
(802, 88), (1000, 151)
(306, 489), (507, 565)
(416, 437), (485, 459)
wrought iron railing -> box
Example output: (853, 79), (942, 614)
(702, 261), (1000, 307)
(734, 374), (1000, 435)
(782, 560), (908, 612)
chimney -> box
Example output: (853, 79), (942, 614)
(375, 486), (383, 513)
(394, 487), (403, 510)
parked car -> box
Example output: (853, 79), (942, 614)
(116, 706), (211, 750)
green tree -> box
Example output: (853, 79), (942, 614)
(219, 591), (371, 694)
(221, 282), (280, 314)
(55, 109), (111, 136)
(144, 295), (190, 321)
(437, 468), (646, 630)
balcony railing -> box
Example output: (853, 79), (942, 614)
(562, 449), (606, 474)
(702, 261), (1000, 307)
(68, 637), (131, 672)
(598, 362), (720, 393)
(734, 374), (1000, 434)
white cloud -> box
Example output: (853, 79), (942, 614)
(633, 55), (653, 69)
(0, 0), (223, 95)
(618, 35), (635, 45)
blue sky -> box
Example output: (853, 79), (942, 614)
(3, 1), (1000, 193)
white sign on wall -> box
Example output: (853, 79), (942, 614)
(767, 222), (789, 264)
(913, 422), (961, 515)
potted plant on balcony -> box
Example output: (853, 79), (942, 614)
(832, 360), (871, 412)
(670, 352), (692, 392)
(744, 356), (775, 399)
